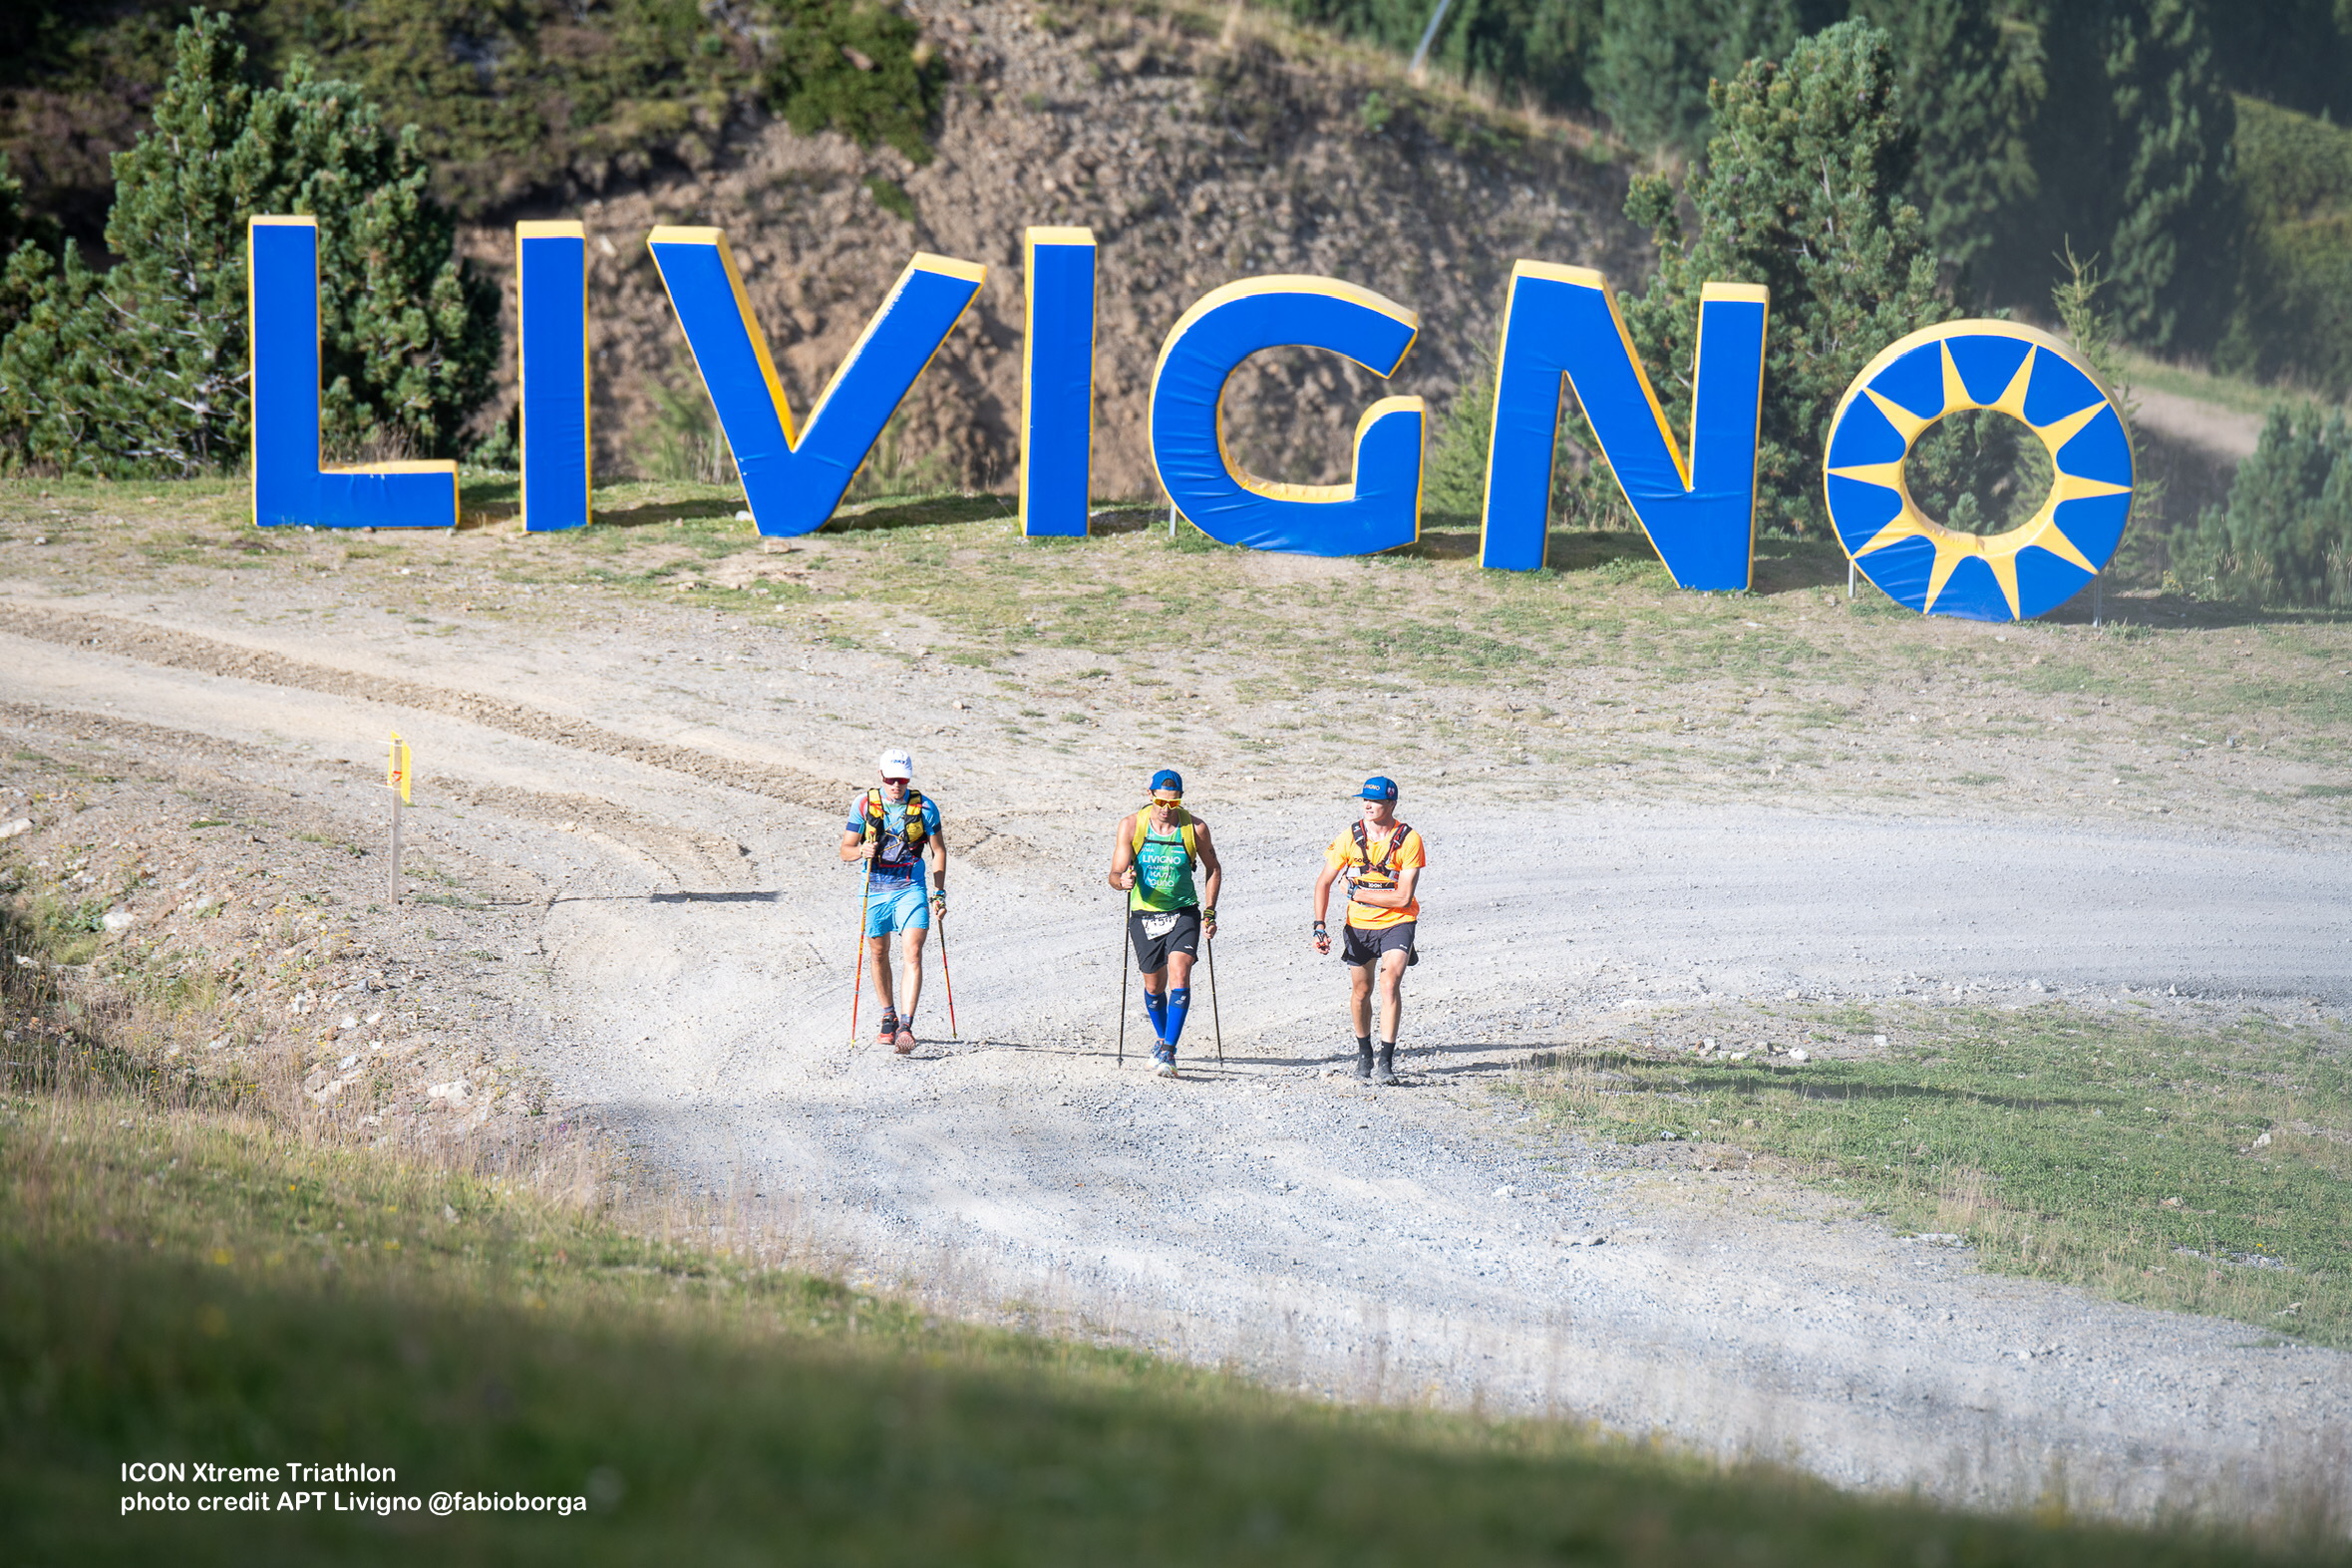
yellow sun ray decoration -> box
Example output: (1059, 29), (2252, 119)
(1823, 321), (2135, 622)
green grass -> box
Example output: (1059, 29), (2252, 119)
(16, 473), (2352, 816)
(1512, 1005), (2352, 1348)
(1, 1090), (2335, 1565)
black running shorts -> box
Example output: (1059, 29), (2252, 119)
(1342, 920), (1416, 969)
(1129, 906), (1201, 972)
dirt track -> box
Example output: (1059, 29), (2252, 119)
(4, 568), (2348, 1524)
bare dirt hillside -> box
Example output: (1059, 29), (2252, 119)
(463, 2), (1644, 496)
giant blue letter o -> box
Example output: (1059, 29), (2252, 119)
(1823, 321), (2133, 622)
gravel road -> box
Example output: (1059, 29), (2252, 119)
(6, 591), (2348, 1524)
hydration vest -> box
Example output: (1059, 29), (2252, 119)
(862, 787), (930, 854)
(1346, 819), (1414, 891)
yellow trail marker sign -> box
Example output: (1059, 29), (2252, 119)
(386, 733), (413, 802)
(385, 732), (411, 903)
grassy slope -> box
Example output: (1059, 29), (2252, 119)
(3, 1090), (2336, 1565)
(1511, 1005), (2352, 1349)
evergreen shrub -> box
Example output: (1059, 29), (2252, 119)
(2172, 404), (2352, 608)
(0, 10), (497, 476)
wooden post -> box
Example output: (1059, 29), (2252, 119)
(386, 732), (411, 904)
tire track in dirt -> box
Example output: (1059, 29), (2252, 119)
(0, 603), (849, 810)
(456, 784), (757, 891)
(0, 604), (1046, 875)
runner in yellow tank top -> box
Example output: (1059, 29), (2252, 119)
(1310, 776), (1425, 1085)
(1108, 769), (1222, 1079)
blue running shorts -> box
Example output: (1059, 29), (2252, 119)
(864, 881), (932, 938)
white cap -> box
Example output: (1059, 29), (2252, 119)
(877, 748), (915, 780)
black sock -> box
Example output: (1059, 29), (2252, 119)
(1355, 1034), (1372, 1055)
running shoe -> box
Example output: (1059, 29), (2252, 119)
(875, 1013), (899, 1048)
(893, 1026), (917, 1055)
(1154, 1043), (1177, 1079)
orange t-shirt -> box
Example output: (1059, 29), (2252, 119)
(1325, 823), (1426, 930)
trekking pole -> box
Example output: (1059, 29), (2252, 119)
(1206, 929), (1223, 1068)
(848, 855), (874, 1047)
(937, 906), (959, 1041)
(1116, 897), (1131, 1065)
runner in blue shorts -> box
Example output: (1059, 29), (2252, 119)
(838, 748), (947, 1052)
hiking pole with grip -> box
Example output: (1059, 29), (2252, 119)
(1116, 895), (1130, 1065)
(849, 850), (874, 1046)
(1206, 926), (1223, 1068)
(936, 897), (959, 1041)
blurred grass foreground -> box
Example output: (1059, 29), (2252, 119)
(0, 1088), (2340, 1565)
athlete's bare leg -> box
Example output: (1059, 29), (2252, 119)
(1141, 949), (1195, 1000)
(1373, 948), (1408, 1043)
(897, 925), (928, 1023)
(864, 934), (895, 1019)
(1347, 960), (1374, 1038)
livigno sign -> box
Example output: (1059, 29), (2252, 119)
(246, 217), (2134, 624)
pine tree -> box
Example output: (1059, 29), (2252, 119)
(1847, 0), (2045, 285)
(0, 151), (52, 347)
(1993, 0), (2241, 354)
(0, 10), (495, 476)
(1617, 20), (1952, 529)
(1586, 0), (1808, 155)
(2173, 405), (2352, 607)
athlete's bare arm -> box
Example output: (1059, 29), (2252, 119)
(1108, 812), (1140, 890)
(1311, 861), (1340, 953)
(924, 822), (947, 895)
(839, 797), (873, 863)
(1349, 863), (1420, 910)
(1192, 821), (1223, 935)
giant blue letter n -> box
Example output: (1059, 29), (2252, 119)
(1480, 262), (1766, 587)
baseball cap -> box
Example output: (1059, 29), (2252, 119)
(1355, 776), (1399, 801)
(1149, 768), (1184, 796)
(877, 748), (915, 780)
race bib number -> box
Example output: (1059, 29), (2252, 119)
(1141, 914), (1179, 939)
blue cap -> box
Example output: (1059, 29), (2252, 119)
(1356, 776), (1399, 801)
(1150, 768), (1184, 795)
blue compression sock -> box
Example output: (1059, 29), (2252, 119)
(1166, 988), (1191, 1049)
(1144, 988), (1170, 1041)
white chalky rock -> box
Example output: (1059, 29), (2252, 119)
(1788, 1048), (1810, 1063)
(0, 817), (33, 840)
(100, 908), (135, 933)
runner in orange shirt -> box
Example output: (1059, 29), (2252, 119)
(1310, 776), (1425, 1085)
